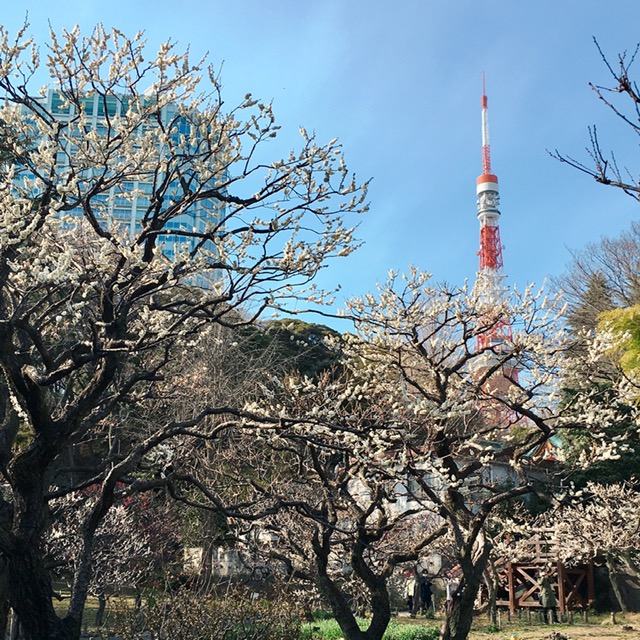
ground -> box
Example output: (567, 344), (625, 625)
(59, 597), (640, 639)
(468, 612), (640, 640)
(470, 627), (638, 640)
(396, 611), (640, 640)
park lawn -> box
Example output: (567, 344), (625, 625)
(52, 592), (140, 635)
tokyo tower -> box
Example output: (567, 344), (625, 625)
(474, 74), (514, 354)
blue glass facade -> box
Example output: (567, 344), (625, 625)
(22, 90), (224, 264)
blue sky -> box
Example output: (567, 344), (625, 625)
(4, 1), (640, 325)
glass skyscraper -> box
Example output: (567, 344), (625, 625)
(22, 90), (224, 265)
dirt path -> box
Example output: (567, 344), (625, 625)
(398, 611), (640, 640)
(470, 621), (640, 640)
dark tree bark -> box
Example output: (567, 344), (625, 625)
(0, 554), (10, 639)
(606, 553), (630, 614)
(94, 594), (106, 627)
(439, 548), (489, 640)
(308, 521), (392, 640)
(8, 548), (79, 640)
(483, 566), (498, 627)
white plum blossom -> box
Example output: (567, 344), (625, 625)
(0, 23), (367, 640)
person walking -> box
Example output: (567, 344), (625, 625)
(539, 572), (559, 624)
(404, 573), (416, 613)
(419, 575), (433, 615)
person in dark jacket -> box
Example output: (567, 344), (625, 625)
(539, 572), (559, 624)
(419, 576), (433, 614)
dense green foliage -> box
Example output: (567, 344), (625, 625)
(556, 228), (640, 486)
(599, 304), (640, 375)
(259, 319), (344, 378)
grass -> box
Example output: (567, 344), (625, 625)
(301, 617), (439, 640)
(52, 592), (141, 635)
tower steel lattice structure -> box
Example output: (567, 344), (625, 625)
(475, 75), (514, 353)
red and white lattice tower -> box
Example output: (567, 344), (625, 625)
(475, 74), (514, 354)
(472, 75), (523, 429)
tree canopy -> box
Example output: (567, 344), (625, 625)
(0, 23), (367, 640)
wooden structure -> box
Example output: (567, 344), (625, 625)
(496, 529), (595, 613)
(497, 561), (595, 613)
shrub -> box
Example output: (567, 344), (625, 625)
(103, 589), (301, 640)
(312, 609), (335, 620)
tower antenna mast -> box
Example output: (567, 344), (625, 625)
(475, 75), (512, 351)
(481, 71), (492, 176)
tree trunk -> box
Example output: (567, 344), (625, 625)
(313, 544), (391, 640)
(619, 550), (640, 582)
(197, 537), (215, 594)
(196, 508), (229, 595)
(95, 594), (107, 627)
(362, 579), (392, 640)
(8, 547), (80, 640)
(318, 573), (367, 640)
(439, 577), (481, 640)
(606, 553), (629, 614)
(323, 582), (391, 640)
(0, 605), (8, 640)
(439, 547), (489, 640)
(483, 567), (497, 626)
(0, 556), (11, 639)
(350, 538), (392, 640)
